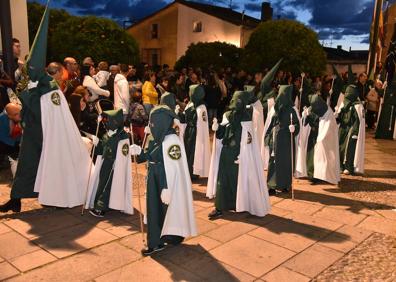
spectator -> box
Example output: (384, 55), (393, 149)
(142, 71), (158, 114)
(204, 72), (222, 125)
(0, 103), (22, 178)
(73, 86), (97, 134)
(366, 80), (382, 129)
(94, 61), (110, 88)
(12, 38), (24, 82)
(107, 65), (120, 102)
(127, 65), (142, 97)
(356, 72), (369, 103)
(185, 72), (199, 92)
(156, 75), (169, 99)
(47, 62), (64, 87)
(0, 60), (14, 111)
(82, 57), (95, 67)
(62, 57), (80, 97)
(129, 93), (148, 145)
(114, 64), (130, 121)
(69, 93), (83, 127)
(81, 64), (110, 102)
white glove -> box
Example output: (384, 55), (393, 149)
(212, 118), (219, 131)
(161, 189), (171, 205)
(329, 89), (334, 96)
(301, 72), (306, 78)
(173, 118), (181, 127)
(289, 124), (296, 133)
(246, 104), (252, 109)
(175, 105), (181, 115)
(234, 156), (240, 164)
(144, 126), (151, 134)
(92, 135), (99, 146)
(130, 144), (142, 156)
(97, 115), (103, 122)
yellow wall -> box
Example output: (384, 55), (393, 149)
(127, 4), (178, 66)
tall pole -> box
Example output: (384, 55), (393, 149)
(368, 0), (384, 74)
(0, 0), (14, 79)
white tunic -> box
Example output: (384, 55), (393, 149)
(162, 134), (197, 238)
(35, 90), (92, 208)
(85, 138), (133, 214)
(193, 104), (211, 177)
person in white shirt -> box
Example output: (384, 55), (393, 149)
(114, 64), (130, 121)
(81, 65), (110, 102)
(94, 61), (110, 88)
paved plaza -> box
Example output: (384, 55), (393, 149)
(0, 131), (395, 281)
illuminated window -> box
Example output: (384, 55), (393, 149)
(151, 24), (158, 39)
(193, 21), (202, 32)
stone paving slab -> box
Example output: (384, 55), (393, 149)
(312, 206), (368, 226)
(0, 261), (19, 281)
(0, 231), (40, 260)
(9, 249), (57, 272)
(357, 215), (396, 236)
(261, 266), (311, 282)
(209, 234), (296, 278)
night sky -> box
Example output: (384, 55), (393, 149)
(28, 0), (392, 50)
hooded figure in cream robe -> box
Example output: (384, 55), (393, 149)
(179, 85), (210, 178)
(132, 106), (197, 256)
(296, 95), (340, 184)
(85, 109), (133, 217)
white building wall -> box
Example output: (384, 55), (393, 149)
(0, 0), (30, 59)
(176, 3), (242, 59)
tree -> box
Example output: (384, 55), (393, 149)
(174, 42), (242, 71)
(243, 20), (327, 76)
(27, 3), (139, 65)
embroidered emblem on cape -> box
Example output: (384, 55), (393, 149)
(168, 144), (181, 160)
(122, 144), (129, 156)
(247, 132), (252, 144)
(202, 111), (207, 122)
(51, 92), (61, 106)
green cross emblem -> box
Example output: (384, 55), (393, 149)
(51, 92), (61, 106)
(122, 144), (129, 156)
(168, 144), (181, 160)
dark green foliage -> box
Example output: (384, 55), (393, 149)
(27, 2), (139, 64)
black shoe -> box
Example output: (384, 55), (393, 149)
(0, 198), (21, 213)
(281, 189), (290, 194)
(268, 189), (277, 196)
(310, 178), (320, 185)
(89, 209), (105, 218)
(208, 209), (223, 219)
(141, 244), (166, 256)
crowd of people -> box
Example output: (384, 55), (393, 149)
(0, 28), (393, 256)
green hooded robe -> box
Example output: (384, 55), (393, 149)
(215, 91), (252, 211)
(182, 85), (205, 177)
(265, 85), (300, 191)
(375, 76), (396, 139)
(337, 85), (361, 173)
(138, 106), (183, 248)
(93, 109), (129, 211)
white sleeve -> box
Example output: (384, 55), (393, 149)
(85, 76), (110, 97)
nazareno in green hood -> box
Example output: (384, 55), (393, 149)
(149, 105), (177, 143)
(309, 94), (328, 117)
(189, 84), (205, 107)
(274, 85), (293, 114)
(229, 91), (251, 113)
(160, 91), (177, 111)
(344, 84), (360, 106)
(102, 109), (124, 131)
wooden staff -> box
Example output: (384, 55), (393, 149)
(290, 113), (295, 201)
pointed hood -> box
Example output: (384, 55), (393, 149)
(102, 109), (124, 131)
(274, 85), (293, 113)
(160, 91), (177, 111)
(149, 105), (177, 143)
(229, 91), (251, 113)
(344, 85), (359, 107)
(261, 59), (283, 95)
(332, 64), (344, 96)
(347, 64), (355, 85)
(189, 84), (205, 107)
(27, 0), (51, 82)
(309, 94), (328, 117)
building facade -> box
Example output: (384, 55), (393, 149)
(127, 0), (271, 67)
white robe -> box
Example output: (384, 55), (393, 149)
(206, 114), (228, 199)
(353, 104), (365, 174)
(252, 100), (265, 163)
(85, 138), (133, 214)
(296, 108), (311, 178)
(261, 107), (275, 171)
(193, 104), (211, 177)
(236, 121), (271, 217)
(313, 108), (341, 184)
(35, 90), (91, 208)
(162, 134), (197, 238)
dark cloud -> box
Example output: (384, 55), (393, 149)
(244, 1), (297, 19)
